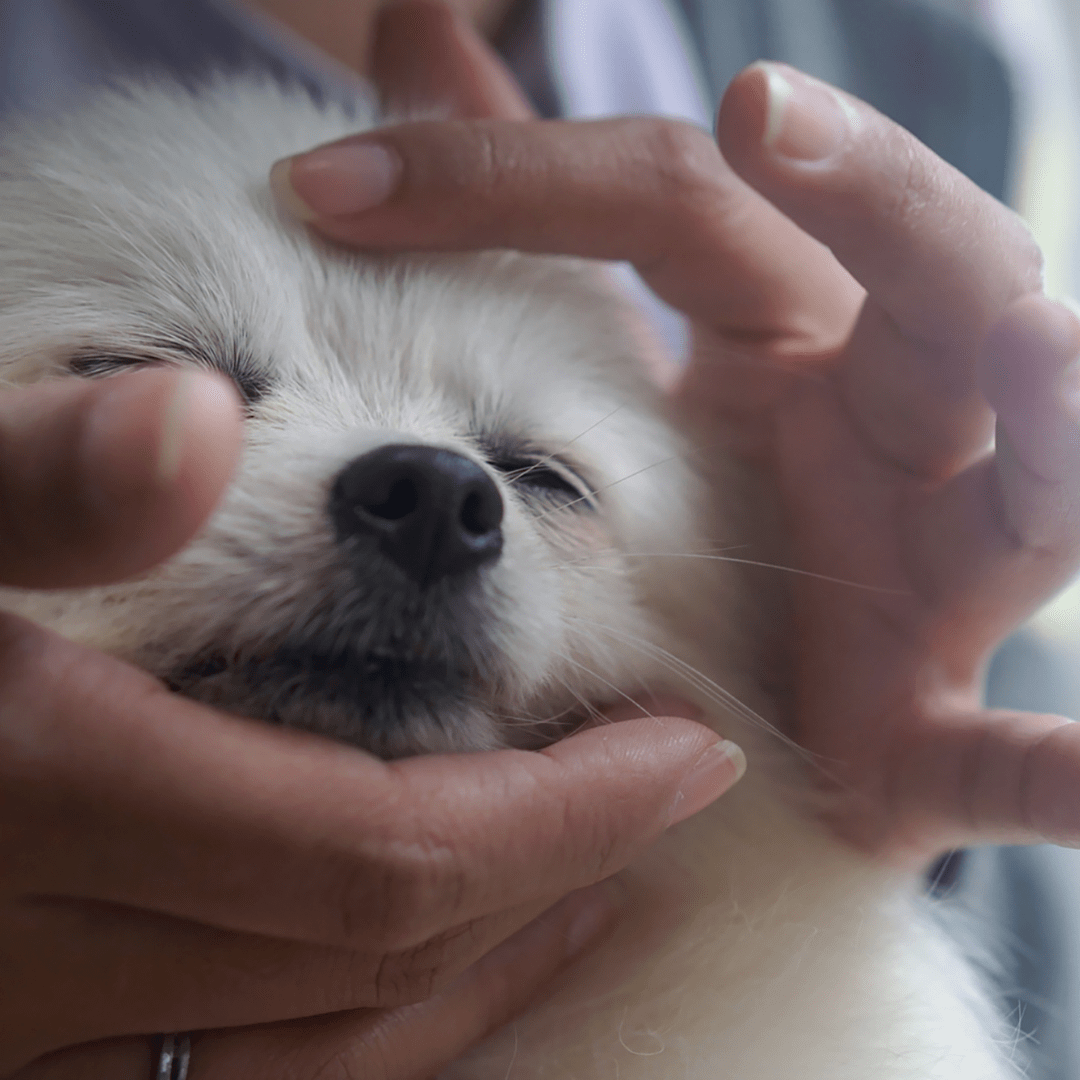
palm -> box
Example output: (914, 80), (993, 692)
(677, 273), (1080, 864)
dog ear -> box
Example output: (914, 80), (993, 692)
(373, 1), (535, 120)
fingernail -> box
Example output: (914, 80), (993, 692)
(271, 141), (402, 220)
(752, 62), (858, 163)
(155, 371), (193, 484)
(155, 371), (240, 485)
(81, 369), (192, 489)
(558, 881), (623, 959)
(668, 740), (746, 826)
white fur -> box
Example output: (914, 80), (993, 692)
(0, 78), (1017, 1077)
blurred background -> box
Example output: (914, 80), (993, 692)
(971, 0), (1080, 652)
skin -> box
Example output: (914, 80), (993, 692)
(243, 0), (511, 74)
(7, 1), (1080, 1077)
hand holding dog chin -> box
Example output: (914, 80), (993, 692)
(1, 368), (738, 1078)
(275, 1), (1080, 866)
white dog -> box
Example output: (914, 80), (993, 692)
(0, 78), (1018, 1078)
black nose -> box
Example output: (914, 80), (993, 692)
(330, 444), (504, 587)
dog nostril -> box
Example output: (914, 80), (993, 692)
(364, 478), (419, 521)
(461, 488), (501, 535)
(331, 444), (504, 587)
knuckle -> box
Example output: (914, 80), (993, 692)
(369, 923), (469, 1008)
(437, 122), (523, 240)
(371, 951), (414, 1009)
(442, 122), (510, 217)
(366, 916), (487, 1011)
(638, 119), (725, 222)
(323, 833), (467, 952)
(300, 1044), (372, 1080)
(462, 123), (502, 200)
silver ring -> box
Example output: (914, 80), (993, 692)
(154, 1033), (191, 1080)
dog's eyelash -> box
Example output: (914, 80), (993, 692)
(68, 349), (269, 407)
(488, 455), (596, 509)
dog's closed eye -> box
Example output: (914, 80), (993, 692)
(486, 451), (597, 510)
(69, 339), (269, 408)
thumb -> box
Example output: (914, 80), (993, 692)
(0, 369), (243, 589)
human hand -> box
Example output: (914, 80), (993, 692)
(271, 1), (1080, 867)
(2, 369), (739, 1079)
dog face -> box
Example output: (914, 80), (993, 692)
(0, 80), (717, 757)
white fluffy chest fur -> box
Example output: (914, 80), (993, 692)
(0, 79), (1015, 1078)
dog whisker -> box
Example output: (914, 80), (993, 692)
(562, 613), (843, 778)
(558, 551), (909, 595)
(500, 404), (626, 484)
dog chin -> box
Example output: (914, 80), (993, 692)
(161, 644), (590, 757)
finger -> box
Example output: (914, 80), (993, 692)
(907, 295), (1080, 645)
(0, 369), (242, 588)
(2, 888), (583, 1068)
(13, 884), (619, 1080)
(1, 621), (738, 952)
(193, 883), (619, 1080)
(880, 708), (1080, 857)
(716, 62), (1044, 475)
(269, 116), (862, 344)
(373, 1), (535, 119)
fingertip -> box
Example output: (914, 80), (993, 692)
(719, 62), (793, 153)
(981, 295), (1080, 480)
(719, 62), (859, 170)
(716, 63), (771, 163)
(546, 714), (743, 828)
(0, 370), (240, 589)
(668, 739), (746, 825)
(167, 368), (245, 491)
(981, 293), (1080, 406)
(75, 367), (243, 582)
(269, 157), (318, 224)
(84, 366), (241, 494)
(272, 139), (402, 222)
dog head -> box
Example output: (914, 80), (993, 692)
(0, 79), (720, 756)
